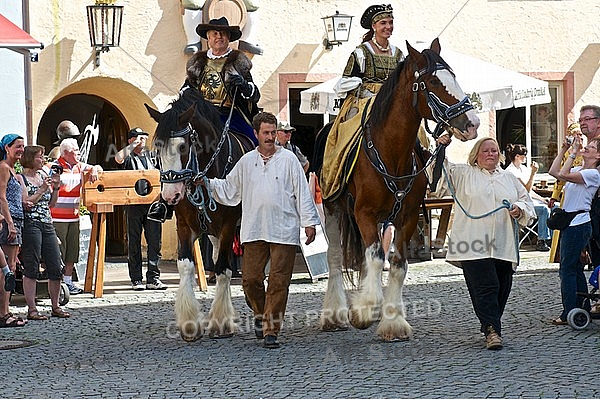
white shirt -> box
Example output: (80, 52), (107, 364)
(444, 162), (535, 267)
(505, 162), (545, 206)
(562, 166), (600, 226)
(208, 147), (321, 245)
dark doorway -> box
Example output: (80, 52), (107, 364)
(38, 94), (129, 256)
(497, 107), (525, 168)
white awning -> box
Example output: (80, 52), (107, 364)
(299, 77), (343, 115)
(439, 48), (551, 112)
(299, 48), (551, 115)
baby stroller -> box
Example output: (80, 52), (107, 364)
(566, 265), (600, 330)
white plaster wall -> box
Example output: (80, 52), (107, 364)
(23, 1), (600, 258)
(28, 1), (600, 125)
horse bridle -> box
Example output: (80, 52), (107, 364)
(361, 52), (474, 222)
(159, 92), (237, 225)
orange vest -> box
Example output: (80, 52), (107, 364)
(49, 157), (87, 223)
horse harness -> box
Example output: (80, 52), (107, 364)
(359, 51), (474, 224)
(159, 95), (238, 228)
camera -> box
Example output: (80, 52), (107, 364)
(49, 164), (63, 176)
(566, 136), (574, 145)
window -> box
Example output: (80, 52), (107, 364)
(498, 83), (562, 176)
(530, 85), (559, 174)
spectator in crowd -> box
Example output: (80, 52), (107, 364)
(548, 135), (600, 325)
(20, 145), (70, 320)
(276, 121), (309, 173)
(505, 143), (558, 251)
(573, 107), (600, 267)
(204, 112), (320, 348)
(436, 135), (535, 350)
(115, 128), (166, 291)
(0, 134), (27, 328)
(49, 138), (102, 295)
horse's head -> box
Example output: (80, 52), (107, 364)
(146, 87), (227, 206)
(145, 102), (194, 205)
(405, 38), (479, 142)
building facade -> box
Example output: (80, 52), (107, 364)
(14, 0), (600, 259)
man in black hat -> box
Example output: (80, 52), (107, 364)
(115, 128), (166, 291)
(185, 16), (260, 146)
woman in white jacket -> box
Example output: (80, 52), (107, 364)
(437, 135), (535, 350)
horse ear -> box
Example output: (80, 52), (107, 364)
(179, 105), (195, 125)
(145, 103), (162, 123)
(406, 40), (418, 57)
(430, 38), (441, 54)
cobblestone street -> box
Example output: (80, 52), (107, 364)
(4, 251), (598, 398)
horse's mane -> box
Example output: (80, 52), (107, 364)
(369, 48), (452, 131)
(153, 86), (224, 144)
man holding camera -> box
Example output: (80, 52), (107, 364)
(115, 128), (166, 291)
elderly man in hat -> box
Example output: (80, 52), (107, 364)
(185, 16), (260, 146)
(276, 121), (309, 173)
(115, 128), (166, 290)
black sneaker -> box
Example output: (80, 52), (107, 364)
(4, 271), (15, 292)
(263, 335), (280, 349)
(146, 279), (167, 290)
(536, 241), (550, 252)
(66, 282), (83, 295)
(131, 281), (145, 291)
(147, 201), (167, 223)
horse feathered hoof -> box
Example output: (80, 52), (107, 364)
(180, 328), (202, 342)
(208, 330), (235, 339)
(376, 315), (413, 342)
(348, 305), (380, 330)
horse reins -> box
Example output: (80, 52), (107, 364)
(360, 51), (474, 223)
(159, 87), (238, 225)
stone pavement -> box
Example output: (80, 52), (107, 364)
(4, 250), (598, 398)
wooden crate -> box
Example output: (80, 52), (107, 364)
(82, 169), (160, 207)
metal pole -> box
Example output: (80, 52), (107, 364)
(22, 0), (34, 144)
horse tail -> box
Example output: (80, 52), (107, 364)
(337, 204), (365, 284)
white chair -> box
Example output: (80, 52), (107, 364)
(519, 217), (539, 248)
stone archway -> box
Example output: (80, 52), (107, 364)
(36, 77), (162, 257)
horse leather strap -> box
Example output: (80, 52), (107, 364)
(360, 99), (418, 222)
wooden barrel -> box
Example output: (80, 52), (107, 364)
(203, 0), (247, 31)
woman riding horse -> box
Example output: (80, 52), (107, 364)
(319, 37), (480, 341)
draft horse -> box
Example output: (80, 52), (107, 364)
(146, 87), (253, 341)
(319, 39), (480, 341)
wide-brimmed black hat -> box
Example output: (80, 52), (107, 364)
(360, 4), (394, 30)
(196, 17), (242, 42)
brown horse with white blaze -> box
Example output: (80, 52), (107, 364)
(319, 39), (480, 341)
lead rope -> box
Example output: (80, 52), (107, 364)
(441, 164), (521, 265)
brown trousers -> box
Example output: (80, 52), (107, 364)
(242, 241), (297, 336)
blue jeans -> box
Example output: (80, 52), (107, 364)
(534, 203), (559, 240)
(558, 222), (591, 320)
